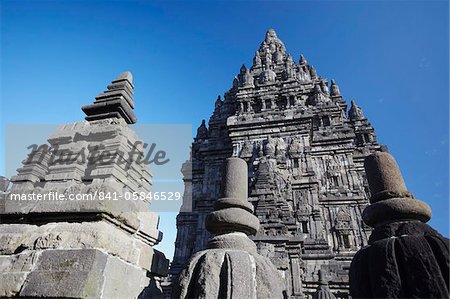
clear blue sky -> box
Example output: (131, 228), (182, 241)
(1, 1), (448, 259)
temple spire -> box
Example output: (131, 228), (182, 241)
(300, 54), (308, 66)
(82, 71), (137, 124)
(348, 100), (365, 121)
(215, 95), (222, 108)
(196, 119), (208, 140)
(256, 28), (287, 67)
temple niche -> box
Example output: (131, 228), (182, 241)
(168, 29), (381, 298)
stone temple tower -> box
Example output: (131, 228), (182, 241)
(170, 29), (382, 298)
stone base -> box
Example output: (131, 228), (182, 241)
(0, 221), (167, 273)
(172, 232), (285, 299)
(0, 249), (154, 298)
(0, 220), (169, 298)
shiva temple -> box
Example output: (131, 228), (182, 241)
(168, 29), (382, 298)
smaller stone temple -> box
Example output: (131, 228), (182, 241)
(350, 151), (449, 298)
(172, 157), (285, 298)
(0, 72), (169, 298)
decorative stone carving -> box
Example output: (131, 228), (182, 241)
(348, 100), (365, 121)
(321, 81), (329, 94)
(241, 66), (255, 88)
(233, 76), (239, 88)
(259, 67), (277, 84)
(274, 49), (284, 63)
(34, 234), (62, 249)
(298, 65), (310, 82)
(288, 138), (302, 159)
(335, 208), (352, 250)
(283, 60), (297, 81)
(240, 141), (253, 158)
(310, 84), (328, 105)
(264, 137), (276, 157)
(254, 51), (262, 66)
(196, 119), (208, 140)
(299, 54), (308, 66)
(275, 137), (286, 162)
(264, 52), (273, 66)
(330, 79), (341, 97)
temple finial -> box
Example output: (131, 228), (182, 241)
(196, 119), (208, 140)
(300, 54), (308, 65)
(330, 79), (341, 97)
(266, 28), (277, 38)
(362, 152), (432, 227)
(82, 71), (136, 124)
(253, 51), (262, 66)
(310, 65), (318, 79)
(206, 158), (259, 235)
(318, 270), (326, 285)
(348, 100), (365, 121)
(215, 95), (222, 108)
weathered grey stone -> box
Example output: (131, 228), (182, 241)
(82, 71), (137, 124)
(205, 207), (260, 235)
(364, 151), (411, 202)
(170, 29), (382, 298)
(20, 249), (108, 298)
(150, 248), (170, 276)
(101, 250), (150, 299)
(350, 152), (449, 298)
(19, 249), (149, 299)
(0, 72), (168, 298)
(0, 221), (161, 271)
(362, 197), (431, 227)
(206, 232), (257, 252)
(0, 176), (10, 191)
(0, 273), (28, 297)
(222, 157), (248, 201)
(172, 158), (285, 299)
(0, 252), (38, 297)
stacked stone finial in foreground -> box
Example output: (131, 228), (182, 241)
(172, 157), (285, 298)
(350, 151), (449, 298)
(0, 72), (168, 298)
